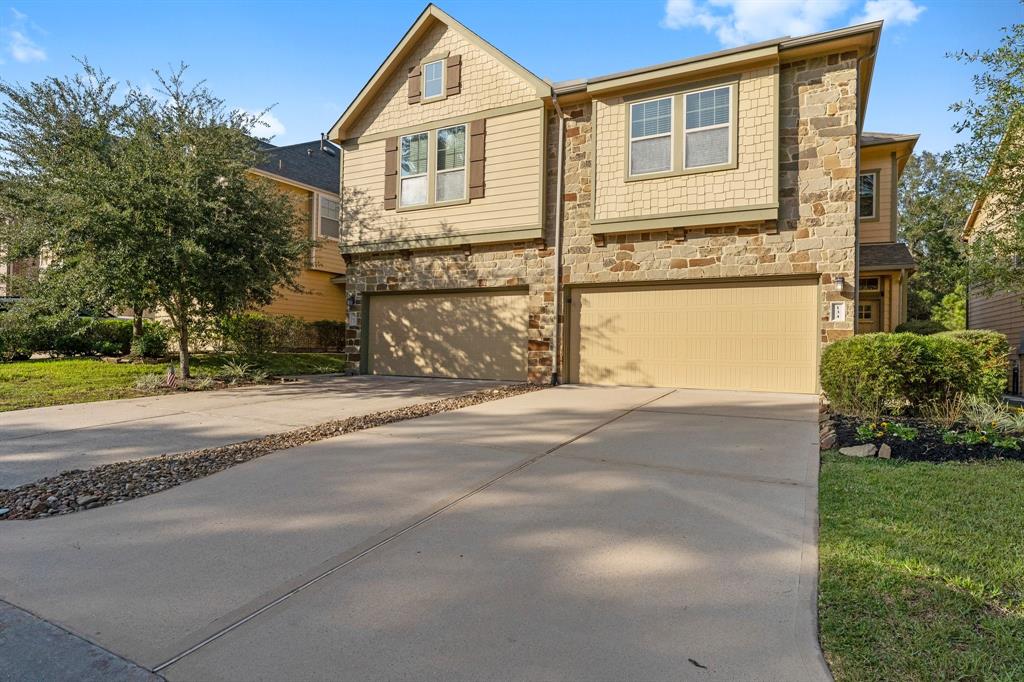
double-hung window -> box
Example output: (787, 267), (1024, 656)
(398, 124), (468, 208)
(684, 86), (731, 168)
(318, 195), (340, 239)
(399, 132), (429, 207)
(629, 97), (672, 175)
(435, 124), (466, 203)
(859, 171), (878, 219)
(423, 59), (445, 100)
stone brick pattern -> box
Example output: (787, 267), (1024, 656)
(343, 242), (556, 383)
(347, 22), (538, 139)
(557, 52), (858, 345)
(593, 67), (776, 221)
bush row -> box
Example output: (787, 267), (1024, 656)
(821, 330), (1009, 417)
(217, 313), (346, 355)
(0, 315), (171, 361)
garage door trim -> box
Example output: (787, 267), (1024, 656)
(362, 286), (530, 378)
(563, 275), (821, 393)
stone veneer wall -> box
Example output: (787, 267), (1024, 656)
(557, 50), (858, 348)
(344, 49), (860, 384)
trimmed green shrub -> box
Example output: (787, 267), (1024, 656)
(311, 320), (345, 351)
(131, 321), (172, 358)
(89, 319), (134, 356)
(894, 319), (948, 335)
(821, 331), (1007, 417)
(938, 329), (1008, 402)
(0, 311), (37, 362)
(220, 313), (276, 355)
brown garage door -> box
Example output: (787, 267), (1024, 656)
(568, 279), (819, 393)
(368, 290), (528, 381)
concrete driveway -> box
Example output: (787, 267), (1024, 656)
(0, 385), (827, 681)
(0, 375), (498, 489)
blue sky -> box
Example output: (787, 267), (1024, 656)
(1, 0), (1021, 153)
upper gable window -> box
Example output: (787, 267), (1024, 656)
(859, 171), (878, 219)
(684, 86), (731, 169)
(399, 132), (429, 207)
(629, 97), (673, 175)
(423, 59), (445, 100)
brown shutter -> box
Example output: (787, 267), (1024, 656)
(384, 136), (398, 210)
(407, 64), (421, 104)
(469, 118), (486, 199)
(446, 54), (462, 96)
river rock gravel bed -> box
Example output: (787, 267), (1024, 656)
(0, 383), (542, 521)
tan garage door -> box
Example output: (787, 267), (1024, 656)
(568, 280), (818, 393)
(368, 290), (528, 381)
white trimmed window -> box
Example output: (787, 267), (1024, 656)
(859, 171), (878, 218)
(435, 124), (466, 203)
(399, 132), (429, 207)
(629, 97), (672, 175)
(318, 195), (340, 239)
(423, 59), (445, 100)
(684, 86), (731, 168)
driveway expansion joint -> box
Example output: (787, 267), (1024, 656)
(556, 452), (813, 488)
(153, 388), (675, 673)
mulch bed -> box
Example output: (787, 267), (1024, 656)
(0, 383), (543, 521)
(832, 414), (1024, 463)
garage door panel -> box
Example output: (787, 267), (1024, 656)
(569, 280), (818, 393)
(369, 291), (528, 381)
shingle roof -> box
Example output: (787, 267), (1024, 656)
(254, 140), (340, 194)
(861, 132), (920, 147)
(860, 242), (916, 270)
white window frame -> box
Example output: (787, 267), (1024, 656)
(422, 58), (446, 102)
(859, 170), (879, 220)
(434, 124), (468, 205)
(316, 194), (340, 241)
(398, 131), (430, 208)
(628, 96), (674, 178)
(682, 84), (733, 170)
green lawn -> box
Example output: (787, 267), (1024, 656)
(0, 353), (349, 412)
(818, 452), (1024, 681)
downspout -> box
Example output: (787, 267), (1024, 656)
(550, 92), (567, 386)
(853, 47), (877, 335)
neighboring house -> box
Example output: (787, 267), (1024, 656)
(249, 139), (347, 321)
(329, 4), (918, 392)
(856, 133), (918, 332)
(963, 189), (1023, 393)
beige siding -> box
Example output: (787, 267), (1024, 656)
(593, 66), (776, 222)
(859, 147), (894, 243)
(970, 288), (1024, 354)
(342, 107), (543, 243)
(346, 22), (538, 140)
(368, 290), (528, 380)
(262, 269), (346, 321)
(568, 279), (819, 393)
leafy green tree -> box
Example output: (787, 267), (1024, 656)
(951, 17), (1024, 295)
(0, 63), (307, 376)
(931, 283), (967, 330)
(897, 151), (971, 321)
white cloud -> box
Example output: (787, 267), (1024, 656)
(248, 111), (286, 139)
(663, 0), (852, 46)
(4, 8), (47, 63)
(663, 0), (925, 46)
(853, 0), (925, 26)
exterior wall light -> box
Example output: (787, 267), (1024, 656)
(834, 275), (845, 292)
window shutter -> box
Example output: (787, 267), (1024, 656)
(446, 55), (462, 96)
(384, 136), (398, 210)
(407, 64), (421, 104)
(469, 118), (486, 199)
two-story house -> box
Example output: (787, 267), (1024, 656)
(330, 4), (918, 393)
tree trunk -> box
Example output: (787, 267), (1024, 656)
(132, 307), (144, 340)
(178, 319), (191, 379)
